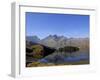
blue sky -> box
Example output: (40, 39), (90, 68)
(26, 12), (89, 39)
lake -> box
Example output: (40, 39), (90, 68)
(39, 51), (89, 65)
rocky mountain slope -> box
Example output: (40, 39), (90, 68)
(26, 35), (89, 52)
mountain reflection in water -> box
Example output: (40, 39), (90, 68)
(39, 51), (89, 64)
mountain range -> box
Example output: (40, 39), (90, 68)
(26, 35), (89, 51)
(26, 36), (40, 42)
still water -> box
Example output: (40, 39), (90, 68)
(39, 51), (89, 64)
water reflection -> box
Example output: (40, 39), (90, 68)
(39, 51), (89, 64)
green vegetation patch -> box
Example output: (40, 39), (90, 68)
(58, 46), (79, 53)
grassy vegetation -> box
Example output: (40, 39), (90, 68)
(27, 61), (55, 67)
(27, 45), (44, 59)
(27, 59), (89, 67)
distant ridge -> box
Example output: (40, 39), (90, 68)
(26, 36), (40, 43)
(26, 35), (89, 51)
